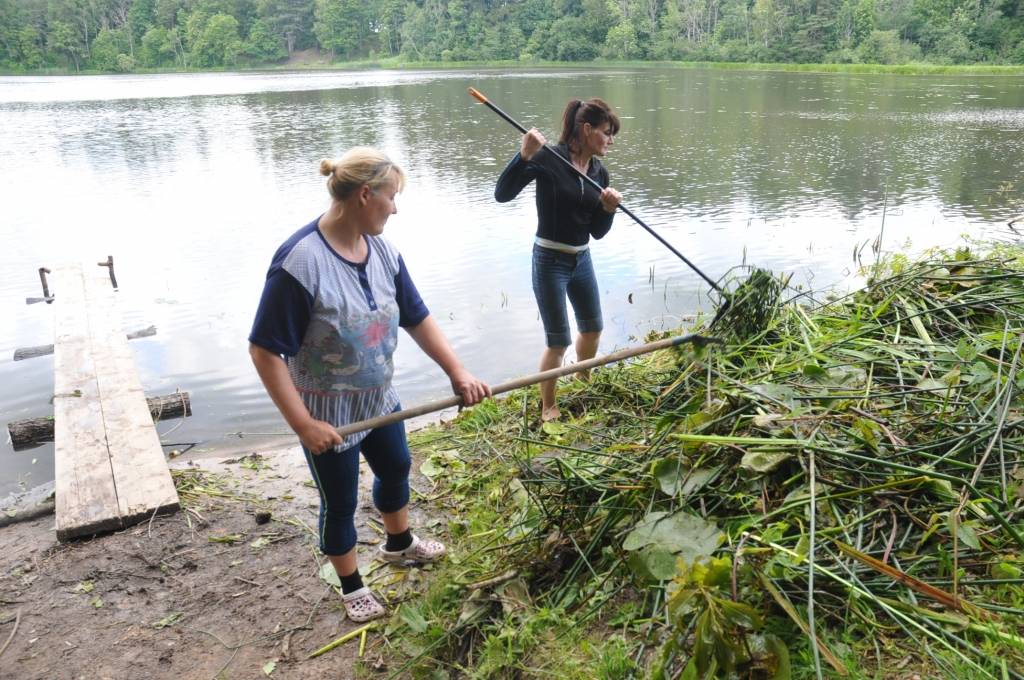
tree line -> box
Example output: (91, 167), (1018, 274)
(1, 0), (1021, 72)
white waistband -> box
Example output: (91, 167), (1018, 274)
(535, 237), (589, 254)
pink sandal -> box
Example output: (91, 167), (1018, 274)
(342, 587), (386, 622)
(378, 534), (446, 564)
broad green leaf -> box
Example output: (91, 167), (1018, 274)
(992, 561), (1023, 578)
(652, 457), (684, 495)
(717, 598), (763, 629)
(853, 417), (881, 452)
(420, 450), (464, 478)
(968, 361), (994, 386)
(318, 561), (340, 588)
(400, 604), (429, 633)
(652, 458), (715, 496)
(457, 597), (491, 626)
(419, 457), (444, 478)
(939, 368), (961, 386)
(924, 476), (956, 501)
(740, 450), (792, 473)
(627, 546), (677, 582)
(690, 555), (732, 587)
(750, 384), (796, 408)
(508, 478), (531, 510)
(262, 661), (277, 676)
(955, 338), (977, 361)
(765, 634), (792, 680)
(622, 511), (723, 565)
(829, 365), (867, 386)
(541, 421), (568, 436)
(706, 555), (732, 586)
(802, 363), (827, 379)
(956, 521), (982, 550)
(916, 378), (946, 392)
(680, 468), (715, 496)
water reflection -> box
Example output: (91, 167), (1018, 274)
(1, 68), (1022, 496)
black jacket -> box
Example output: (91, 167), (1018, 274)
(494, 144), (614, 247)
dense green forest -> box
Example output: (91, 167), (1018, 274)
(1, 0), (1022, 72)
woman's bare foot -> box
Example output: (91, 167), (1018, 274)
(541, 405), (561, 422)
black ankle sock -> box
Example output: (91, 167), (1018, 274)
(385, 529), (413, 552)
(339, 570), (364, 595)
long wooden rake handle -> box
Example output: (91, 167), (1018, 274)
(468, 87), (726, 297)
(335, 333), (720, 437)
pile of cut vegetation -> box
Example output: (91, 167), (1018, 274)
(386, 245), (1024, 679)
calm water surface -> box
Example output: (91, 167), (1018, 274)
(2, 68), (1023, 497)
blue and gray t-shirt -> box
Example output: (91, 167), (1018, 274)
(249, 217), (429, 450)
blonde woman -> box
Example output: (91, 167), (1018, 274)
(249, 147), (490, 622)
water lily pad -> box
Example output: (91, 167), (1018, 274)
(741, 450), (793, 473)
(623, 511), (723, 565)
(419, 449), (465, 478)
(652, 458), (715, 496)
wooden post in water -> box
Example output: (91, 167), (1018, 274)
(7, 391), (191, 451)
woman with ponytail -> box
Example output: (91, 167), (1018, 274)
(249, 147), (490, 622)
(494, 98), (622, 422)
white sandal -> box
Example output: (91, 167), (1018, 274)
(342, 587), (386, 622)
(378, 534), (446, 564)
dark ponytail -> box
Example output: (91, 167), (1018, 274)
(558, 97), (621, 152)
(558, 99), (584, 147)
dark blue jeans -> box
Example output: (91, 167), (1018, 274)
(302, 414), (411, 556)
(532, 244), (603, 348)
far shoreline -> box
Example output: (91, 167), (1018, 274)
(4, 58), (1024, 79)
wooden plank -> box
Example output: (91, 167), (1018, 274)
(52, 264), (122, 540)
(81, 266), (180, 524)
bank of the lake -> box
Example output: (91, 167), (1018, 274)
(387, 242), (1024, 678)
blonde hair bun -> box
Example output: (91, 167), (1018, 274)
(319, 147), (406, 201)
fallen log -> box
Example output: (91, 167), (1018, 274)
(7, 391), (191, 451)
(13, 325), (156, 361)
(0, 499), (55, 529)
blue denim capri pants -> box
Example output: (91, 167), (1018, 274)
(532, 244), (604, 348)
(302, 412), (411, 556)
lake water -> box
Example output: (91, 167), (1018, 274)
(2, 67), (1023, 498)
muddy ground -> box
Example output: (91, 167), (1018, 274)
(0, 442), (451, 680)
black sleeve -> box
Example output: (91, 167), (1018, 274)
(589, 164), (614, 240)
(495, 151), (539, 203)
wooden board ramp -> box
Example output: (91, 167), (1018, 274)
(52, 263), (179, 541)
